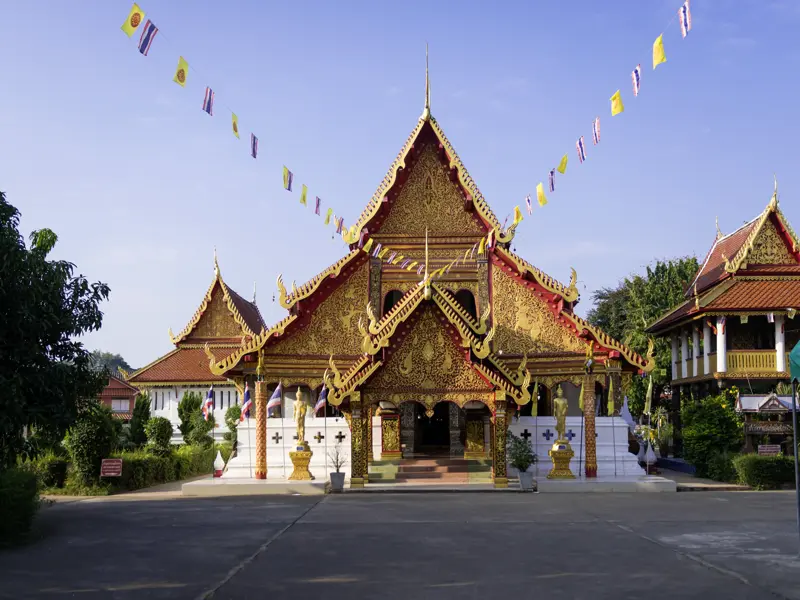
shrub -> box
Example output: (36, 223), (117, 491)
(32, 450), (69, 489)
(177, 392), (203, 440)
(507, 431), (537, 472)
(733, 454), (795, 490)
(705, 451), (738, 483)
(113, 446), (217, 491)
(681, 392), (743, 477)
(0, 468), (40, 546)
(145, 417), (173, 456)
(186, 413), (215, 447)
(224, 405), (241, 444)
(66, 403), (117, 485)
(129, 393), (151, 447)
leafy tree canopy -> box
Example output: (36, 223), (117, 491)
(89, 351), (133, 375)
(586, 256), (699, 416)
(0, 191), (109, 469)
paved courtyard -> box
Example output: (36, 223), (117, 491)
(1, 492), (799, 599)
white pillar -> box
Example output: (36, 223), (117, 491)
(691, 327), (700, 378)
(671, 334), (679, 380)
(776, 314), (786, 372)
(716, 316), (727, 373)
(680, 329), (689, 379)
(703, 321), (711, 375)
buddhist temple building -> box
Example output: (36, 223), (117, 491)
(124, 255), (265, 440)
(648, 187), (800, 396)
(206, 70), (655, 487)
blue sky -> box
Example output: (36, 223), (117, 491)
(2, 1), (798, 368)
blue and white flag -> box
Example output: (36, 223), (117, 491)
(592, 117), (600, 146)
(314, 196), (321, 216)
(576, 136), (587, 163)
(137, 19), (158, 56)
(202, 87), (214, 116)
(336, 217), (344, 234)
(679, 1), (692, 38)
(632, 64), (642, 97)
(548, 169), (556, 193)
(386, 251), (397, 264)
(250, 134), (258, 159)
(203, 385), (214, 421)
(525, 194), (532, 215)
(372, 242), (382, 258)
(314, 385), (327, 416)
(267, 383), (282, 417)
(240, 382), (252, 421)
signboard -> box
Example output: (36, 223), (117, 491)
(757, 445), (782, 456)
(100, 458), (123, 477)
(746, 422), (793, 435)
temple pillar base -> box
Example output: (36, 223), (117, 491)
(350, 477), (365, 488)
(493, 477), (508, 489)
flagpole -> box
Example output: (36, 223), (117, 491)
(247, 415), (253, 479)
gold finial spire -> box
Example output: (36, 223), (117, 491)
(252, 281), (257, 304)
(421, 43), (431, 121)
(770, 173), (779, 209)
(213, 247), (220, 277)
(715, 216), (723, 240)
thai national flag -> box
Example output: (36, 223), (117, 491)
(548, 170), (556, 193)
(240, 382), (252, 421)
(525, 194), (532, 215)
(202, 87), (214, 116)
(138, 19), (158, 56)
(372, 243), (382, 258)
(203, 385), (214, 421)
(314, 385), (327, 416)
(336, 217), (344, 234)
(250, 134), (258, 159)
(592, 117), (600, 146)
(576, 136), (587, 163)
(632, 64), (642, 97)
(386, 251), (397, 264)
(267, 383), (282, 417)
(314, 197), (321, 216)
(679, 1), (692, 38)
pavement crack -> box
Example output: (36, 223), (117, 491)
(198, 497), (326, 600)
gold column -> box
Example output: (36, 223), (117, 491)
(254, 381), (267, 479)
(349, 392), (368, 488)
(367, 404), (374, 466)
(493, 391), (508, 488)
(381, 413), (402, 459)
(583, 375), (598, 478)
(476, 256), (490, 318)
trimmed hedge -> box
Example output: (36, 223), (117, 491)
(732, 454), (796, 490)
(145, 416), (173, 456)
(0, 468), (40, 546)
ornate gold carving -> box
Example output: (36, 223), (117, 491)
(582, 376), (598, 477)
(465, 420), (485, 457)
(254, 381), (268, 479)
(492, 268), (585, 355)
(381, 416), (401, 452)
(207, 313), (298, 376)
(495, 247), (579, 303)
(277, 250), (362, 310)
(493, 401), (508, 486)
(288, 447), (314, 481)
(188, 287), (243, 339)
(366, 306), (493, 394)
(378, 144), (486, 237)
(270, 263), (369, 356)
(748, 220), (795, 265)
(548, 443), (576, 479)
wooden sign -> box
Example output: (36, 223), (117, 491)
(100, 458), (123, 477)
(757, 444), (781, 456)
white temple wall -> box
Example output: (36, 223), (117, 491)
(145, 385), (239, 443)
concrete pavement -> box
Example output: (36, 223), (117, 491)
(1, 492), (798, 599)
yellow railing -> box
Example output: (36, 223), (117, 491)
(727, 350), (776, 373)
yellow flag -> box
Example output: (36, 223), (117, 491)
(536, 182), (548, 207)
(121, 3), (145, 37)
(653, 34), (667, 69)
(324, 208), (333, 225)
(173, 57), (189, 87)
(531, 381), (539, 417)
(392, 254), (404, 265)
(478, 236), (487, 255)
(610, 90), (625, 116)
(362, 239), (374, 254)
(299, 184), (308, 206)
(607, 377), (615, 416)
(408, 261), (418, 271)
(578, 382), (585, 411)
(557, 153), (568, 174)
(377, 247), (389, 259)
(231, 113), (240, 139)
(513, 205), (523, 227)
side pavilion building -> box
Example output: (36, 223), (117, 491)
(206, 90), (654, 487)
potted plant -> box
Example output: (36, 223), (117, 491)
(507, 432), (537, 491)
(328, 443), (347, 492)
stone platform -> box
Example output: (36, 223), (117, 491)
(182, 478), (327, 497)
(536, 474), (676, 492)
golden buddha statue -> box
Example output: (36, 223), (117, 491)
(548, 384), (575, 479)
(293, 386), (308, 445)
(554, 385), (568, 442)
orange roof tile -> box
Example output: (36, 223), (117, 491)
(706, 280), (800, 310)
(128, 347), (229, 384)
(690, 220), (757, 295)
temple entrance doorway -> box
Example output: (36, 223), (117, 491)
(419, 402), (450, 454)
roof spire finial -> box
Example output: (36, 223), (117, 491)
(421, 43), (431, 121)
(715, 216), (723, 240)
(252, 281), (257, 304)
(770, 173), (779, 210)
(213, 247), (220, 277)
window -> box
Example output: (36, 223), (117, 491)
(111, 399), (128, 412)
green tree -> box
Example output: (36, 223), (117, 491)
(224, 405), (241, 444)
(89, 351), (133, 375)
(128, 393), (151, 447)
(65, 403), (117, 484)
(177, 392), (203, 440)
(0, 191), (109, 470)
(587, 256), (699, 417)
(186, 413), (215, 447)
(144, 416), (174, 456)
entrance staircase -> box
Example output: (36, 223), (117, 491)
(368, 455), (492, 484)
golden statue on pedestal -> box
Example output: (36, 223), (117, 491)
(548, 385), (575, 479)
(289, 387), (314, 481)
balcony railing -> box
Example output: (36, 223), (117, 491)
(727, 350), (776, 373)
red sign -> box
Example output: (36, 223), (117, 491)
(758, 444), (782, 456)
(100, 458), (123, 477)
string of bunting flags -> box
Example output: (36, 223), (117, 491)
(520, 0), (692, 218)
